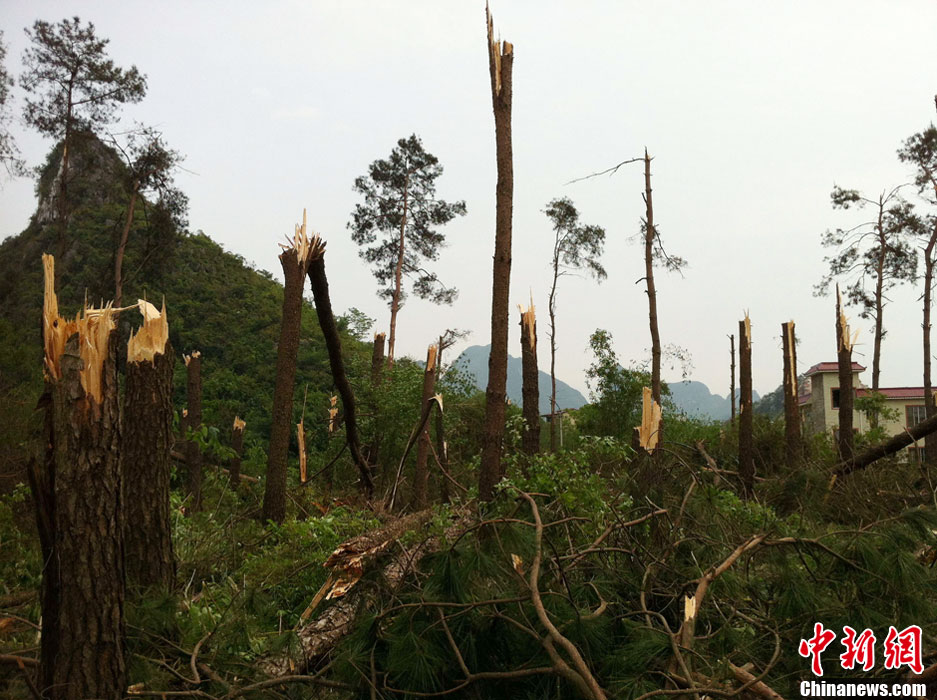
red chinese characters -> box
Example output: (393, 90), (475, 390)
(883, 625), (923, 675)
(799, 623), (837, 676)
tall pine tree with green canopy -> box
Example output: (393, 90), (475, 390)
(348, 134), (466, 366)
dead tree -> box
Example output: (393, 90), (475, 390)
(479, 5), (514, 501)
(183, 350), (203, 511)
(738, 314), (754, 498)
(123, 299), (175, 590)
(729, 334), (736, 424)
(39, 254), (126, 699)
(643, 150), (663, 406)
(836, 286), (856, 460)
(307, 245), (374, 496)
(413, 344), (438, 508)
(837, 411), (937, 475)
(263, 211), (316, 523)
(519, 301), (540, 455)
(781, 321), (801, 467)
(230, 416), (245, 487)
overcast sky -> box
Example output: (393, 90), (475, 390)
(2, 1), (936, 400)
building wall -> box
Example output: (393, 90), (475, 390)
(809, 371), (868, 436)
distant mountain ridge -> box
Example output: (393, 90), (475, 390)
(454, 345), (587, 415)
(666, 380), (759, 420)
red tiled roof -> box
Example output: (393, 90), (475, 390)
(856, 387), (931, 400)
(804, 361), (866, 376)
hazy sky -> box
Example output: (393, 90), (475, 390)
(2, 1), (936, 400)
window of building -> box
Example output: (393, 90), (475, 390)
(907, 405), (928, 427)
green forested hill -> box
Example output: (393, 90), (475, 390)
(0, 136), (368, 485)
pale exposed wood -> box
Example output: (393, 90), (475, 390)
(277, 208), (323, 268)
(518, 297), (536, 350)
(297, 420), (307, 484)
(636, 386), (662, 453)
(183, 350), (201, 367)
(233, 416), (246, 431)
(836, 286), (859, 352)
(328, 395), (338, 434)
(127, 299), (169, 363)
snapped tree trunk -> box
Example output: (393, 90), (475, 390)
(371, 332), (386, 385)
(183, 351), (203, 512)
(479, 6), (514, 501)
(435, 336), (451, 504)
(836, 286), (855, 461)
(872, 197), (886, 394)
(837, 411), (937, 476)
(262, 224), (312, 523)
(738, 315), (754, 498)
(781, 321), (801, 468)
(548, 266), (559, 453)
(308, 251), (374, 496)
(123, 300), (175, 591)
(413, 344), (438, 509)
(230, 416), (245, 487)
(729, 334), (736, 424)
(519, 303), (540, 456)
(40, 256), (126, 699)
(367, 332), (385, 468)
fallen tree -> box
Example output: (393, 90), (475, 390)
(836, 411), (937, 475)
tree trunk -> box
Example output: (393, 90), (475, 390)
(836, 287), (855, 461)
(371, 332), (386, 385)
(413, 344), (438, 509)
(872, 197), (886, 395)
(643, 149), (662, 406)
(366, 333), (385, 470)
(781, 321), (801, 468)
(729, 334), (736, 424)
(49, 321), (127, 699)
(387, 181), (409, 368)
(520, 305), (540, 456)
(114, 187), (139, 309)
(548, 264), (559, 452)
(435, 336), (450, 504)
(262, 249), (308, 523)
(738, 316), (754, 498)
(184, 351), (203, 512)
(123, 303), (175, 590)
(837, 410), (937, 476)
(308, 254), (374, 496)
(924, 227), (937, 464)
(230, 417), (245, 487)
(479, 7), (514, 501)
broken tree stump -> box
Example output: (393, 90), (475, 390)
(729, 333), (736, 424)
(183, 350), (203, 511)
(479, 4), (514, 501)
(519, 301), (541, 456)
(738, 314), (754, 498)
(123, 299), (176, 591)
(230, 416), (245, 487)
(836, 286), (857, 460)
(781, 320), (801, 468)
(263, 210), (317, 523)
(413, 344), (438, 509)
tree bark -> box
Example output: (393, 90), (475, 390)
(387, 180), (409, 368)
(123, 334), (175, 591)
(435, 336), (450, 504)
(520, 306), (540, 456)
(230, 417), (245, 487)
(114, 186), (139, 309)
(479, 7), (514, 501)
(836, 287), (855, 461)
(548, 260), (559, 452)
(49, 329), (126, 699)
(413, 344), (438, 509)
(262, 249), (308, 523)
(872, 196), (886, 394)
(184, 351), (203, 512)
(738, 316), (754, 498)
(781, 321), (801, 468)
(371, 332), (386, 385)
(729, 334), (736, 424)
(308, 254), (374, 496)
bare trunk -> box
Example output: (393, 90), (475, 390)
(308, 255), (374, 496)
(413, 344), (438, 509)
(729, 334), (736, 424)
(781, 321), (801, 468)
(872, 197), (886, 394)
(548, 266), (559, 452)
(836, 287), (855, 461)
(738, 316), (754, 499)
(925, 227), (937, 464)
(54, 91), (74, 278)
(367, 332), (386, 468)
(838, 410), (937, 475)
(48, 327), (126, 699)
(371, 332), (386, 385)
(184, 352), (203, 511)
(114, 187), (139, 309)
(520, 306), (541, 456)
(435, 337), (450, 503)
(643, 150), (662, 406)
(123, 322), (175, 591)
(479, 7), (514, 501)
(263, 251), (307, 523)
(387, 182), (409, 368)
